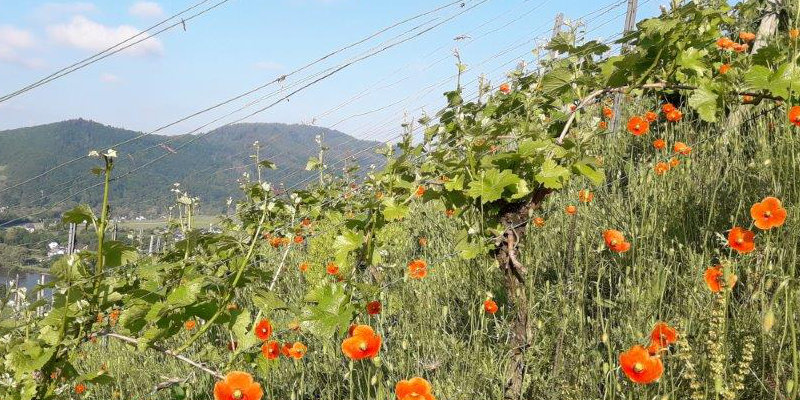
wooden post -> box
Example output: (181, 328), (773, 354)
(67, 223), (76, 255)
(155, 236), (162, 255)
(148, 235), (155, 255)
(610, 0), (639, 132)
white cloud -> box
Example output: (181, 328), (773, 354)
(34, 2), (97, 21)
(47, 16), (164, 57)
(253, 61), (284, 71)
(0, 26), (43, 68)
(99, 73), (121, 83)
(129, 2), (164, 19)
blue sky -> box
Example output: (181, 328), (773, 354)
(0, 0), (664, 141)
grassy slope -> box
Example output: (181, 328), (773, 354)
(74, 106), (799, 399)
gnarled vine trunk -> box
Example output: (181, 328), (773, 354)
(493, 187), (550, 400)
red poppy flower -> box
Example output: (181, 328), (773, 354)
(261, 341), (280, 360)
(666, 109), (683, 122)
(650, 322), (678, 349)
(644, 111), (658, 122)
(602, 107), (614, 118)
(732, 43), (749, 53)
(299, 262), (309, 272)
(750, 196), (787, 230)
(483, 299), (498, 314)
(627, 116), (649, 136)
(719, 64), (731, 74)
(716, 37), (734, 50)
(75, 383), (86, 395)
(445, 209), (455, 217)
(341, 325), (382, 360)
(669, 158), (679, 167)
(294, 235), (304, 244)
(533, 217), (545, 227)
(280, 342), (292, 357)
(673, 142), (692, 155)
(408, 259), (428, 279)
(326, 262), (339, 275)
(653, 138), (666, 150)
(598, 121), (608, 130)
(728, 227), (755, 254)
(185, 320), (197, 331)
(214, 371), (263, 400)
(788, 106), (800, 127)
(578, 189), (594, 203)
(619, 345), (664, 384)
(415, 185), (426, 198)
(254, 319), (273, 341)
(704, 265), (737, 293)
(366, 300), (382, 315)
(661, 103), (676, 114)
(395, 377), (436, 400)
(603, 229), (631, 253)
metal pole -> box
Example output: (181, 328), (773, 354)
(610, 0), (638, 132)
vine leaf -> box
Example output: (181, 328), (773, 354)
(535, 159), (570, 189)
(466, 169), (521, 204)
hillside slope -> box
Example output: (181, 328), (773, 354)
(0, 119), (382, 216)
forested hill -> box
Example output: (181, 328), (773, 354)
(0, 119), (382, 217)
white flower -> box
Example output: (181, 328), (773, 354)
(88, 150), (100, 157)
(104, 149), (117, 158)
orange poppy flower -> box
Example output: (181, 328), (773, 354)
(578, 189), (594, 203)
(619, 345), (664, 384)
(661, 103), (676, 114)
(445, 209), (455, 217)
(415, 185), (426, 198)
(669, 158), (680, 167)
(716, 37), (734, 49)
(788, 106), (800, 127)
(366, 300), (382, 315)
(655, 162), (669, 175)
(728, 227), (755, 254)
(666, 109), (683, 122)
(533, 217), (545, 227)
(261, 341), (280, 360)
(483, 299), (498, 314)
(602, 107), (614, 118)
(395, 377), (436, 400)
(299, 262), (309, 272)
(75, 383), (86, 395)
(185, 320), (197, 331)
(719, 64), (731, 74)
(326, 262), (339, 275)
(603, 229), (631, 253)
(653, 138), (666, 150)
(627, 116), (649, 136)
(294, 235), (304, 244)
(499, 83), (511, 94)
(673, 142), (691, 155)
(791, 29), (799, 40)
(750, 196), (787, 230)
(732, 43), (749, 53)
(570, 104), (577, 112)
(739, 32), (756, 42)
(254, 319), (273, 341)
(418, 237), (428, 247)
(644, 111), (658, 122)
(341, 325), (382, 360)
(287, 342), (307, 359)
(742, 95), (755, 104)
(408, 259), (428, 279)
(704, 265), (737, 293)
(650, 322), (678, 349)
(565, 205), (577, 215)
(213, 371), (263, 400)
(598, 121), (608, 130)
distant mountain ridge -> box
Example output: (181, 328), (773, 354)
(0, 119), (383, 216)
